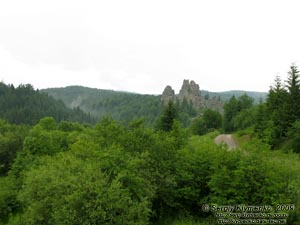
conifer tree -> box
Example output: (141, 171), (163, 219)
(286, 63), (300, 123)
(157, 101), (178, 132)
(265, 76), (289, 144)
(223, 96), (238, 132)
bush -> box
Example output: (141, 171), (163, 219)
(11, 152), (151, 225)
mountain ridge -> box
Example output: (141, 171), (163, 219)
(42, 83), (267, 126)
(42, 85), (162, 126)
(42, 85), (267, 98)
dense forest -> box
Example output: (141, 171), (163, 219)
(201, 90), (267, 103)
(0, 64), (300, 225)
(0, 83), (95, 125)
(42, 86), (162, 126)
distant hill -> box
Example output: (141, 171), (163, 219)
(0, 82), (95, 125)
(42, 85), (268, 126)
(201, 90), (267, 103)
(42, 86), (162, 125)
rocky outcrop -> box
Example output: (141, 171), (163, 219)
(205, 96), (224, 113)
(177, 80), (204, 109)
(160, 79), (223, 112)
(161, 85), (175, 105)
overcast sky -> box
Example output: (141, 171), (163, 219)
(1, 0), (300, 94)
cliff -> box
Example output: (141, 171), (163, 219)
(177, 79), (204, 109)
(161, 79), (223, 113)
(161, 85), (175, 104)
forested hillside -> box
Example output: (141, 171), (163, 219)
(201, 90), (267, 103)
(0, 82), (95, 125)
(42, 86), (162, 125)
(42, 85), (266, 126)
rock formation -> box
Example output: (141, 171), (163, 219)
(177, 79), (204, 109)
(160, 79), (223, 113)
(161, 85), (175, 105)
(205, 96), (224, 114)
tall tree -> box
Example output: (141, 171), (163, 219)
(223, 96), (238, 132)
(254, 99), (268, 138)
(286, 64), (300, 123)
(267, 75), (287, 112)
(223, 94), (255, 133)
(156, 101), (178, 132)
(266, 75), (289, 144)
(190, 109), (222, 135)
(237, 94), (254, 111)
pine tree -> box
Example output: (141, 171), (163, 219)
(223, 96), (238, 132)
(266, 75), (289, 144)
(157, 101), (178, 132)
(286, 63), (300, 123)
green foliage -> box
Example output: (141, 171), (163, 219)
(174, 135), (220, 215)
(143, 132), (181, 219)
(223, 94), (254, 132)
(94, 117), (125, 148)
(233, 108), (255, 130)
(210, 150), (272, 204)
(201, 90), (267, 103)
(190, 117), (207, 135)
(173, 134), (300, 224)
(190, 109), (222, 135)
(0, 120), (29, 176)
(257, 65), (300, 147)
(287, 120), (300, 153)
(13, 152), (150, 225)
(23, 121), (68, 156)
(223, 96), (238, 132)
(8, 117), (84, 180)
(0, 176), (19, 224)
(0, 82), (94, 125)
(176, 99), (197, 127)
(156, 101), (178, 132)
(57, 121), (83, 132)
(286, 64), (300, 123)
(208, 140), (300, 224)
(38, 117), (57, 131)
(43, 85), (161, 126)
(202, 109), (222, 130)
(43, 86), (268, 128)
(1, 115), (300, 224)
(170, 120), (187, 149)
(253, 100), (268, 137)
(3, 71), (300, 225)
(236, 94), (254, 110)
(265, 76), (289, 144)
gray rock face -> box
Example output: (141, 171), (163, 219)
(160, 79), (223, 112)
(205, 96), (224, 113)
(177, 79), (204, 109)
(161, 85), (175, 105)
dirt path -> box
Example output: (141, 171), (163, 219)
(214, 134), (238, 150)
